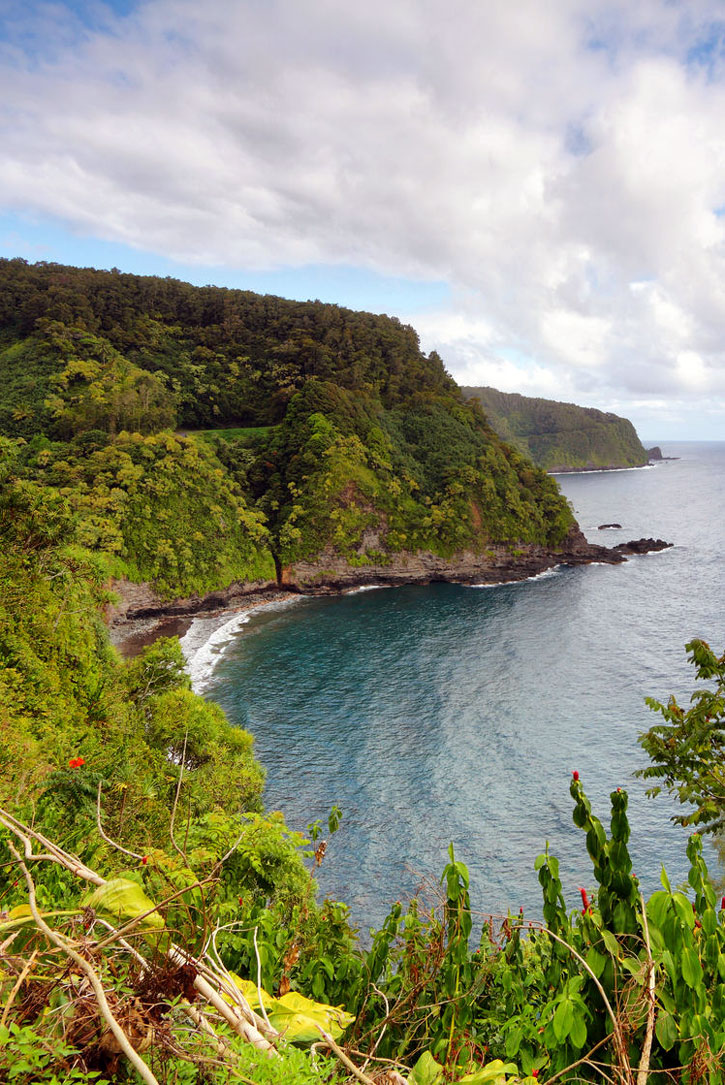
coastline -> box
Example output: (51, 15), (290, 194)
(107, 531), (672, 684)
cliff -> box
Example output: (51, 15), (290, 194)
(460, 385), (649, 472)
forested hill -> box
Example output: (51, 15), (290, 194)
(461, 385), (649, 472)
(0, 258), (575, 600)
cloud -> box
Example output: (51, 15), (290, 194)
(3, 0), (725, 432)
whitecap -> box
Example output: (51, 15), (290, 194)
(467, 565), (562, 588)
(180, 595), (305, 693)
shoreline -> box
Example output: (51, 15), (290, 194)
(108, 533), (672, 681)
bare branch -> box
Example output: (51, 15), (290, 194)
(8, 842), (160, 1085)
(96, 781), (144, 861)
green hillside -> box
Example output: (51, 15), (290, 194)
(0, 259), (575, 598)
(461, 385), (649, 471)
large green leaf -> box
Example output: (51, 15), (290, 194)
(83, 878), (164, 931)
(226, 977), (354, 1043)
(459, 1058), (519, 1083)
(681, 947), (703, 989)
(655, 1011), (678, 1052)
(552, 998), (574, 1042)
(409, 1051), (445, 1085)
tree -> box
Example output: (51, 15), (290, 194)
(638, 638), (725, 834)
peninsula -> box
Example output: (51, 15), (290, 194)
(461, 385), (650, 472)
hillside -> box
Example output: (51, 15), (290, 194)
(461, 386), (649, 472)
(0, 258), (582, 604)
(1, 258), (719, 1085)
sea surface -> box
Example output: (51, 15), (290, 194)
(189, 441), (725, 932)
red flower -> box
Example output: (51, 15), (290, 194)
(532, 1070), (539, 1079)
(68, 756), (85, 769)
(579, 887), (591, 914)
(141, 856), (148, 866)
(572, 770), (579, 781)
(721, 896), (725, 911)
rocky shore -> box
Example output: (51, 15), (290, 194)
(107, 527), (672, 656)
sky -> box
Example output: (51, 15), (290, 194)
(2, 2), (725, 439)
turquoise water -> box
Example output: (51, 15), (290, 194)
(204, 442), (725, 929)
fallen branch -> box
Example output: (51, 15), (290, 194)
(9, 843), (160, 1085)
(0, 805), (277, 1056)
(314, 1022), (378, 1085)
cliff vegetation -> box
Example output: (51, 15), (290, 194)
(0, 258), (574, 601)
(461, 386), (649, 472)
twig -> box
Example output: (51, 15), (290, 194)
(253, 925), (273, 1032)
(8, 843), (160, 1085)
(544, 1035), (610, 1085)
(314, 1023), (377, 1085)
(181, 1000), (232, 1059)
(96, 781), (144, 861)
(360, 984), (389, 1071)
(637, 893), (657, 1085)
(1, 948), (39, 1027)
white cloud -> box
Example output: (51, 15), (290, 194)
(3, 0), (725, 432)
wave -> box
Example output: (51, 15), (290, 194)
(180, 596), (305, 692)
(467, 565), (562, 588)
(345, 584), (391, 594)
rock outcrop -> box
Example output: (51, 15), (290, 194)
(107, 529), (672, 647)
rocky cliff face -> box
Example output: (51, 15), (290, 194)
(108, 526), (655, 642)
(280, 527), (619, 592)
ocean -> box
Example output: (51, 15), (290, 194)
(187, 441), (725, 932)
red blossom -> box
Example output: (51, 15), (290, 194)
(532, 1070), (539, 1079)
(579, 887), (591, 914)
(68, 756), (85, 769)
(141, 856), (148, 866)
(721, 896), (725, 911)
(572, 770), (579, 781)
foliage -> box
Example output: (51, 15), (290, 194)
(0, 258), (575, 602)
(462, 386), (649, 471)
(638, 638), (725, 834)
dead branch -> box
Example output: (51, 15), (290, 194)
(8, 842), (160, 1085)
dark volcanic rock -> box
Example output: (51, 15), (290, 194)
(613, 538), (673, 555)
(647, 446), (663, 461)
(598, 523), (622, 530)
(107, 528), (673, 653)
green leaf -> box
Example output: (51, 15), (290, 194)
(459, 1060), (519, 1084)
(681, 947), (703, 989)
(586, 946), (606, 978)
(601, 929), (619, 958)
(672, 892), (695, 930)
(655, 1010), (678, 1051)
(552, 998), (575, 1042)
(266, 990), (354, 1044)
(83, 878), (164, 931)
(409, 1051), (445, 1085)
(505, 1026), (523, 1057)
(570, 1010), (587, 1049)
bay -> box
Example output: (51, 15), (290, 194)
(201, 441), (725, 931)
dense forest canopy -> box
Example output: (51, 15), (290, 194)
(461, 385), (649, 471)
(0, 259), (575, 596)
